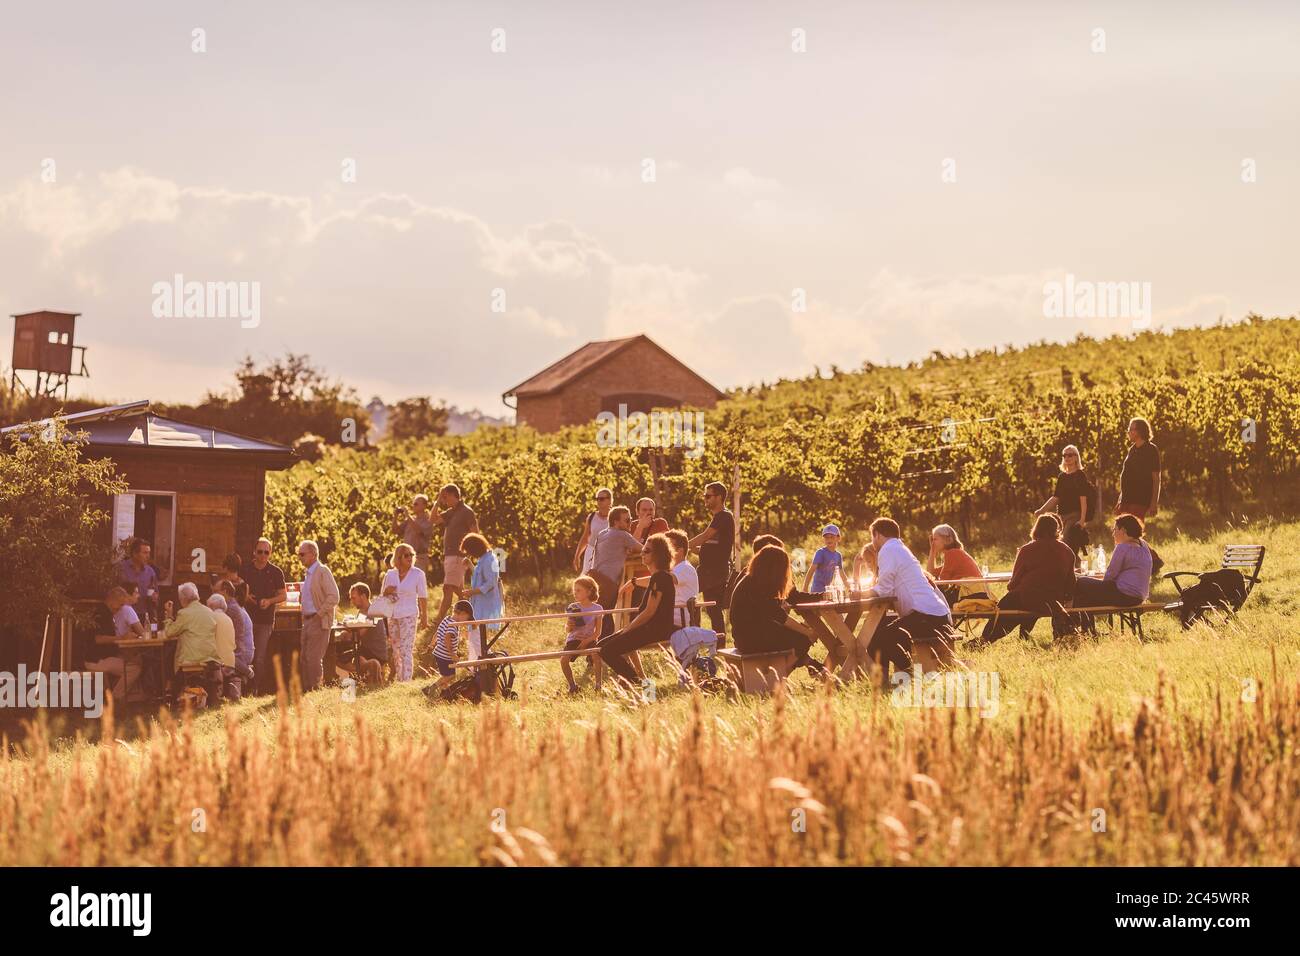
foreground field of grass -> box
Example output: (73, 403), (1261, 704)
(2, 514), (1298, 865)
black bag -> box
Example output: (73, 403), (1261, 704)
(1179, 568), (1247, 628)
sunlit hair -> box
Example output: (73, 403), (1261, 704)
(665, 529), (689, 555)
(206, 593), (228, 612)
(1115, 514), (1144, 539)
(1032, 513), (1062, 541)
(607, 505), (631, 526)
(440, 483), (462, 499)
(413, 494), (429, 507)
(177, 582), (200, 604)
(394, 543), (416, 560)
(573, 575), (599, 601)
(461, 533), (490, 558)
(642, 533), (672, 571)
(349, 582), (371, 600)
(1129, 418), (1152, 441)
(752, 534), (784, 552)
(1059, 444), (1083, 473)
(635, 497), (655, 514)
(931, 524), (962, 550)
(747, 545), (793, 600)
(857, 541), (879, 574)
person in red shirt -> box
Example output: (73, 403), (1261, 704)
(974, 514), (1076, 644)
(927, 524), (987, 605)
(630, 497), (670, 542)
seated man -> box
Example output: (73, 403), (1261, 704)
(165, 582), (221, 704)
(217, 580), (256, 696)
(85, 586), (144, 700)
(206, 593), (241, 701)
(862, 517), (956, 686)
(340, 583), (390, 686)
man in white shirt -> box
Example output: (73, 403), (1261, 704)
(864, 517), (954, 686)
(297, 539), (340, 692)
(666, 529), (700, 629)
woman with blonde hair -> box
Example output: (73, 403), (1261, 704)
(1033, 443), (1093, 563)
(927, 523), (987, 606)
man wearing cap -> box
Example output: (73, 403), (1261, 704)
(803, 524), (845, 594)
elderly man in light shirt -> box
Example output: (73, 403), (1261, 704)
(862, 517), (955, 687)
(297, 539), (340, 692)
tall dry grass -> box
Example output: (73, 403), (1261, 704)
(3, 661), (1297, 866)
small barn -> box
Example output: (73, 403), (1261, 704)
(502, 334), (725, 432)
(3, 400), (296, 586)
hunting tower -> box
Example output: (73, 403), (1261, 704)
(10, 310), (89, 400)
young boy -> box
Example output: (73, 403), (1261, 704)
(430, 600), (474, 692)
(561, 576), (603, 694)
(804, 524), (844, 594)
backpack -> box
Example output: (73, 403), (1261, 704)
(1178, 568), (1248, 628)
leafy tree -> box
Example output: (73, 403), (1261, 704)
(0, 418), (125, 663)
(386, 397), (450, 442)
(163, 352), (370, 447)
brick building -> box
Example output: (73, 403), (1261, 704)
(502, 334), (725, 432)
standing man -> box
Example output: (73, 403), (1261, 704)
(573, 488), (613, 573)
(392, 494), (435, 574)
(431, 484), (478, 624)
(630, 497), (669, 543)
(1117, 418), (1161, 521)
(117, 537), (160, 622)
(296, 539), (340, 693)
(246, 537), (287, 695)
(589, 506), (644, 638)
(862, 518), (954, 688)
(689, 481), (736, 646)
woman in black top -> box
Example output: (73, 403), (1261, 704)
(730, 545), (829, 673)
(1033, 443), (1092, 563)
(597, 533), (678, 685)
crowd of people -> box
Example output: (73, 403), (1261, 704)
(89, 417), (1165, 703)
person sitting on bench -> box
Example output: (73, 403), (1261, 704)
(165, 583), (221, 703)
(729, 545), (826, 675)
(861, 518), (955, 686)
(976, 514), (1076, 645)
(344, 583), (391, 686)
(561, 576), (604, 694)
(1072, 514), (1152, 633)
(597, 533), (678, 688)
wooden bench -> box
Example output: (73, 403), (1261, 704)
(716, 647), (798, 695)
(1161, 544), (1265, 618)
(952, 602), (1171, 640)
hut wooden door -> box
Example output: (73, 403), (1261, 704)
(175, 493), (238, 586)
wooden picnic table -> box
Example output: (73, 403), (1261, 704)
(789, 594), (896, 681)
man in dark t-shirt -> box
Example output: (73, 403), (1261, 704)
(1117, 418), (1161, 520)
(432, 483), (479, 623)
(246, 537), (287, 695)
(689, 481), (736, 643)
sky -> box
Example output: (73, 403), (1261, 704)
(2, 0), (1297, 416)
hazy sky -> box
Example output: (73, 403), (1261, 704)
(3, 0), (1297, 415)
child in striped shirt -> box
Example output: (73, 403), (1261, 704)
(430, 600), (474, 691)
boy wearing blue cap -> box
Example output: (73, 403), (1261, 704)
(803, 525), (844, 594)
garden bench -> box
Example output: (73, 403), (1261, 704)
(1161, 544), (1265, 617)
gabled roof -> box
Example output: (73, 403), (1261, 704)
(503, 334), (725, 400)
(1, 400), (296, 462)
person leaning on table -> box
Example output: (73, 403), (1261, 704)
(975, 514), (1076, 645)
(296, 539), (340, 692)
(1071, 513), (1153, 634)
(861, 517), (955, 686)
